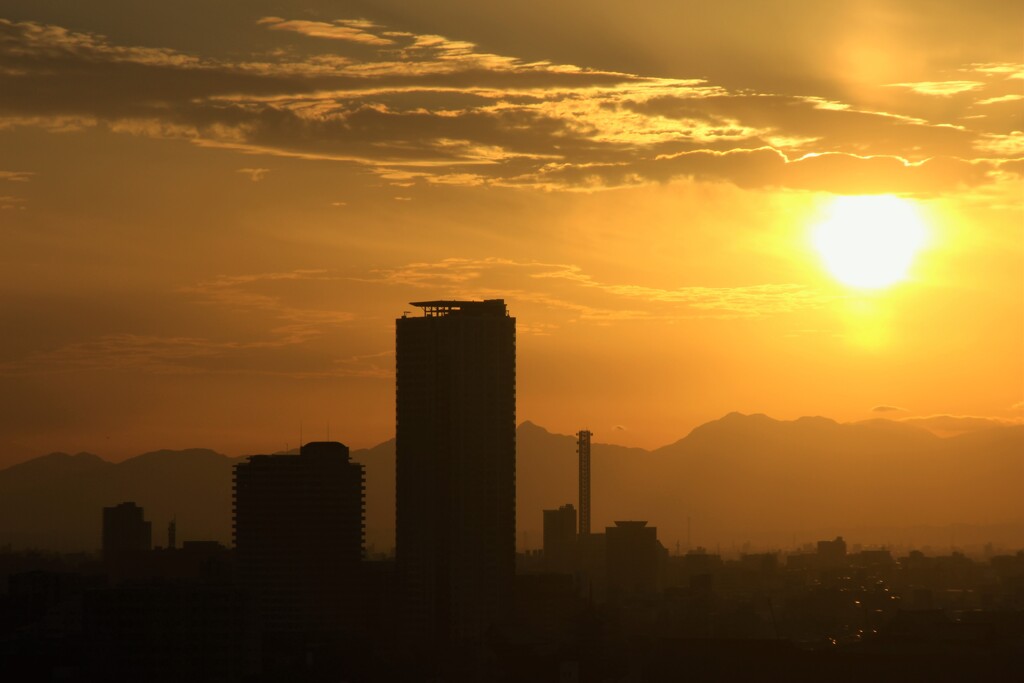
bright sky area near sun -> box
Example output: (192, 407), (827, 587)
(0, 0), (1021, 464)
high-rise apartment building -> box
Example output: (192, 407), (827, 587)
(233, 441), (365, 635)
(396, 299), (516, 643)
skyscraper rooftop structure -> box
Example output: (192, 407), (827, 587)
(233, 441), (364, 635)
(396, 299), (516, 644)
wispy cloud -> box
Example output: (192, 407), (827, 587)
(977, 94), (1024, 106)
(0, 333), (390, 380)
(898, 414), (1024, 436)
(0, 17), (1016, 194)
(0, 195), (27, 210)
(257, 17), (393, 46)
(0, 170), (33, 182)
(237, 167), (270, 181)
(1, 269), (360, 378)
(371, 257), (834, 321)
(887, 80), (985, 96)
(182, 270), (353, 346)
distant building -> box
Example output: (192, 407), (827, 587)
(102, 502), (151, 580)
(855, 548), (894, 569)
(606, 521), (664, 599)
(543, 504), (577, 573)
(740, 552), (779, 574)
(233, 441), (364, 635)
(396, 299), (516, 644)
(102, 502), (152, 559)
(817, 536), (847, 569)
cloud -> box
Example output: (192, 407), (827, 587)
(977, 94), (1024, 106)
(182, 270), (354, 346)
(0, 170), (33, 182)
(371, 257), (834, 320)
(898, 414), (1024, 437)
(329, 351), (394, 380)
(0, 333), (388, 379)
(974, 132), (1024, 157)
(0, 16), (1016, 195)
(512, 147), (992, 194)
(1, 270), (361, 378)
(887, 81), (985, 96)
(0, 195), (27, 210)
(0, 334), (231, 376)
(257, 17), (393, 46)
(964, 62), (1024, 78)
(237, 167), (270, 181)
(871, 405), (907, 413)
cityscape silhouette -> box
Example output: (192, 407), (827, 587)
(1, 1), (1022, 681)
(1, 299), (1022, 680)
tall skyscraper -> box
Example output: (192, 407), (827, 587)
(396, 299), (516, 644)
(233, 441), (365, 635)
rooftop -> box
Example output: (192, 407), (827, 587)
(406, 299), (508, 318)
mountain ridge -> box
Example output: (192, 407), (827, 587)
(3, 412), (1011, 473)
(1, 413), (1020, 553)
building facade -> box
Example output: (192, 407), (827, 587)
(233, 441), (365, 635)
(396, 299), (516, 643)
(606, 521), (664, 600)
(102, 502), (152, 557)
(543, 504), (577, 574)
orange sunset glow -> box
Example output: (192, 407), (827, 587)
(0, 2), (1021, 557)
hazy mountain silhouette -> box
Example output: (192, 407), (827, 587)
(1, 415), (1021, 553)
(0, 448), (234, 551)
(518, 414), (1022, 551)
(0, 443), (399, 553)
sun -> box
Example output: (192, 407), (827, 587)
(812, 195), (928, 289)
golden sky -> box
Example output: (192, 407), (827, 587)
(1, 1), (1021, 462)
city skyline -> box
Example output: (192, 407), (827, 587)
(2, 3), (1022, 679)
(1, 1), (1021, 464)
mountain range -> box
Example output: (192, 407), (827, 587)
(1, 413), (1021, 554)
